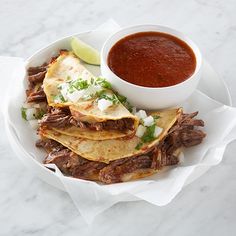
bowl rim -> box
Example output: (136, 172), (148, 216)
(101, 24), (202, 91)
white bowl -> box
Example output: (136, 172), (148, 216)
(101, 25), (202, 109)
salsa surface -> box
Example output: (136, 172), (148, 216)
(108, 32), (196, 88)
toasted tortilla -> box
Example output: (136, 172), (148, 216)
(39, 108), (182, 163)
(43, 51), (139, 139)
(51, 126), (135, 140)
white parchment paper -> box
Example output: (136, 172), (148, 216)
(2, 20), (236, 224)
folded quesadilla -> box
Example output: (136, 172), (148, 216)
(42, 51), (139, 140)
(39, 109), (181, 163)
(37, 109), (206, 183)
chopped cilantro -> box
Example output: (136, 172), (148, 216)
(116, 93), (127, 103)
(90, 77), (95, 85)
(21, 107), (27, 121)
(55, 76), (135, 112)
(99, 93), (119, 104)
(135, 124), (156, 150)
(125, 101), (133, 112)
(96, 89), (106, 97)
(53, 94), (67, 103)
(114, 92), (133, 112)
(67, 85), (76, 94)
(135, 142), (144, 150)
(70, 78), (89, 90)
(95, 77), (112, 89)
(153, 115), (161, 121)
(33, 109), (45, 119)
(141, 124), (156, 143)
(57, 84), (62, 90)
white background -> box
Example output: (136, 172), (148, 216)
(0, 0), (236, 235)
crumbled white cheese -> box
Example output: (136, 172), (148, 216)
(83, 85), (102, 99)
(98, 99), (113, 111)
(132, 107), (137, 114)
(28, 120), (39, 130)
(135, 110), (147, 119)
(135, 125), (147, 138)
(60, 83), (69, 100)
(143, 116), (154, 127)
(178, 152), (185, 164)
(154, 126), (163, 137)
(22, 103), (32, 109)
(26, 108), (37, 120)
(67, 90), (85, 102)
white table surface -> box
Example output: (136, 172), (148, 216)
(1, 0), (236, 235)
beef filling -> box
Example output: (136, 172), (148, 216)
(40, 107), (135, 132)
(26, 63), (48, 103)
(26, 53), (134, 132)
(38, 111), (206, 184)
(25, 51), (63, 103)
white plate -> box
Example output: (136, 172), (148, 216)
(5, 31), (232, 191)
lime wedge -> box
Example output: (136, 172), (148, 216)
(71, 37), (100, 65)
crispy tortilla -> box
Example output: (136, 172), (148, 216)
(43, 51), (138, 122)
(43, 51), (139, 139)
(39, 108), (182, 163)
(51, 126), (135, 140)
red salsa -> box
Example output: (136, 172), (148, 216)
(108, 32), (196, 88)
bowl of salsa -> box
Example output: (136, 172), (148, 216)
(101, 25), (202, 109)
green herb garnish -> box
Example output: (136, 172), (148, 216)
(57, 84), (62, 90)
(70, 78), (89, 90)
(141, 124), (156, 143)
(99, 93), (119, 104)
(90, 77), (95, 85)
(135, 142), (144, 150)
(21, 107), (27, 121)
(33, 109), (45, 119)
(125, 102), (133, 112)
(153, 115), (161, 121)
(116, 93), (127, 103)
(53, 94), (67, 103)
(135, 124), (157, 150)
(95, 77), (112, 89)
(115, 92), (133, 112)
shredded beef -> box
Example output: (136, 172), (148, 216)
(72, 161), (107, 181)
(38, 110), (206, 184)
(69, 118), (88, 129)
(26, 63), (47, 103)
(40, 108), (71, 128)
(72, 117), (135, 131)
(36, 139), (64, 153)
(41, 107), (135, 132)
(101, 118), (134, 131)
(180, 129), (206, 147)
(44, 149), (80, 175)
(40, 138), (106, 180)
(28, 71), (47, 84)
(167, 112), (206, 149)
(27, 87), (46, 103)
(27, 63), (48, 76)
(98, 155), (152, 184)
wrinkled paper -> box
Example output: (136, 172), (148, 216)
(2, 19), (236, 224)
